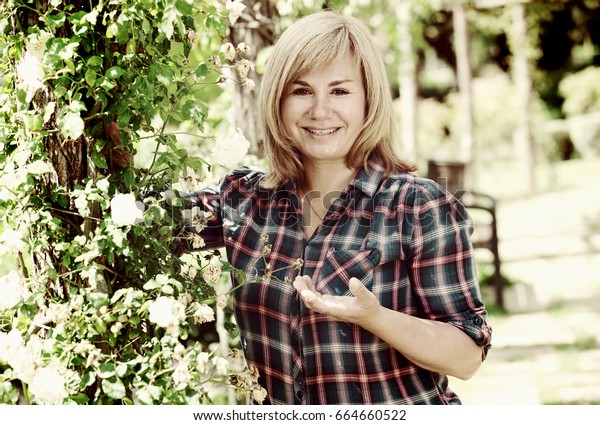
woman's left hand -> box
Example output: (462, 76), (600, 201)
(293, 275), (484, 379)
(292, 275), (381, 326)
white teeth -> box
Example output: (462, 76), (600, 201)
(307, 128), (337, 136)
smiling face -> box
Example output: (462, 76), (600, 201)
(281, 52), (366, 166)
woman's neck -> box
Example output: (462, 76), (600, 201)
(300, 159), (357, 195)
(299, 159), (357, 239)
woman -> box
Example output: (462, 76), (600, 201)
(189, 10), (492, 404)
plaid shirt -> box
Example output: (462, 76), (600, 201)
(190, 155), (492, 405)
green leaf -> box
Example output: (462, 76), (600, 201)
(85, 69), (97, 87)
(116, 363), (128, 377)
(111, 288), (129, 304)
(90, 149), (109, 169)
(175, 0), (193, 15)
(195, 63), (208, 78)
(160, 4), (179, 40)
(98, 362), (116, 379)
(26, 114), (44, 131)
(0, 382), (20, 404)
(87, 55), (103, 70)
(54, 85), (68, 99)
(143, 279), (162, 291)
(102, 377), (126, 400)
(97, 77), (116, 91)
(106, 66), (126, 79)
(133, 389), (153, 405)
(19, 303), (37, 319)
(69, 393), (90, 404)
(45, 12), (66, 29)
(108, 332), (117, 347)
(58, 111), (84, 140)
(123, 169), (136, 188)
(80, 370), (96, 389)
(95, 320), (107, 334)
(16, 89), (27, 103)
(117, 109), (131, 127)
(161, 284), (174, 295)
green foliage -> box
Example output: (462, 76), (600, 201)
(0, 0), (265, 405)
(559, 67), (600, 116)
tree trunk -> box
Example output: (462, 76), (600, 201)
(14, 3), (87, 298)
(452, 2), (475, 189)
(14, 1), (107, 298)
(396, 1), (418, 163)
(511, 2), (535, 194)
(227, 0), (276, 158)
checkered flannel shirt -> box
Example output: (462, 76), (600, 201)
(189, 155), (492, 405)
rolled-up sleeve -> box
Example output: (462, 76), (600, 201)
(408, 180), (492, 358)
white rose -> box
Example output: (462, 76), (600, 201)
(182, 207), (211, 233)
(203, 257), (222, 284)
(211, 356), (229, 375)
(29, 366), (69, 404)
(220, 42), (236, 61)
(216, 293), (228, 310)
(46, 302), (71, 324)
(225, 0), (246, 25)
(26, 160), (53, 175)
(193, 304), (215, 324)
(236, 42), (251, 57)
(236, 58), (254, 79)
(252, 386), (268, 404)
(0, 270), (29, 310)
(196, 352), (210, 374)
(96, 178), (110, 193)
(110, 193), (144, 226)
(212, 128), (250, 168)
(148, 296), (186, 331)
(0, 331), (35, 382)
(9, 346), (36, 382)
(172, 361), (192, 385)
(0, 228), (28, 256)
(241, 78), (255, 92)
(15, 52), (45, 102)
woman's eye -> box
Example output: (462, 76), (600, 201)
(332, 88), (349, 95)
(292, 88), (311, 95)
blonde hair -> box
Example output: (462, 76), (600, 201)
(259, 10), (416, 189)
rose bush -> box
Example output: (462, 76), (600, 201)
(0, 0), (263, 405)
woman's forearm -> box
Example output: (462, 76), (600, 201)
(361, 306), (483, 380)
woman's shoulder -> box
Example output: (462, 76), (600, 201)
(217, 166), (278, 202)
(221, 166), (267, 187)
(379, 171), (453, 203)
(375, 172), (472, 230)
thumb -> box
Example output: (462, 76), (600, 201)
(349, 277), (368, 300)
(349, 278), (379, 310)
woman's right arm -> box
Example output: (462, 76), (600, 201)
(175, 184), (225, 254)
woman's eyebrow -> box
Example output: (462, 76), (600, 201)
(291, 79), (353, 86)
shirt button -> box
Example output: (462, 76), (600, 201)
(296, 390), (304, 400)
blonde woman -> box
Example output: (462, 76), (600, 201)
(188, 10), (491, 404)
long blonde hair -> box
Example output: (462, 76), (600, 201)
(259, 10), (416, 189)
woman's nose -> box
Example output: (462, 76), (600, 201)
(308, 94), (332, 119)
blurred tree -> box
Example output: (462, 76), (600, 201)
(227, 0), (276, 157)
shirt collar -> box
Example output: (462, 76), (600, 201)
(348, 153), (385, 198)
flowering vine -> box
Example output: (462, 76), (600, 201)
(0, 0), (263, 405)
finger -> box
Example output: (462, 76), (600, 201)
(299, 289), (326, 313)
(349, 277), (365, 296)
(293, 275), (316, 294)
(349, 278), (375, 305)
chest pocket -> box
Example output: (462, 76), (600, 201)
(317, 249), (381, 295)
